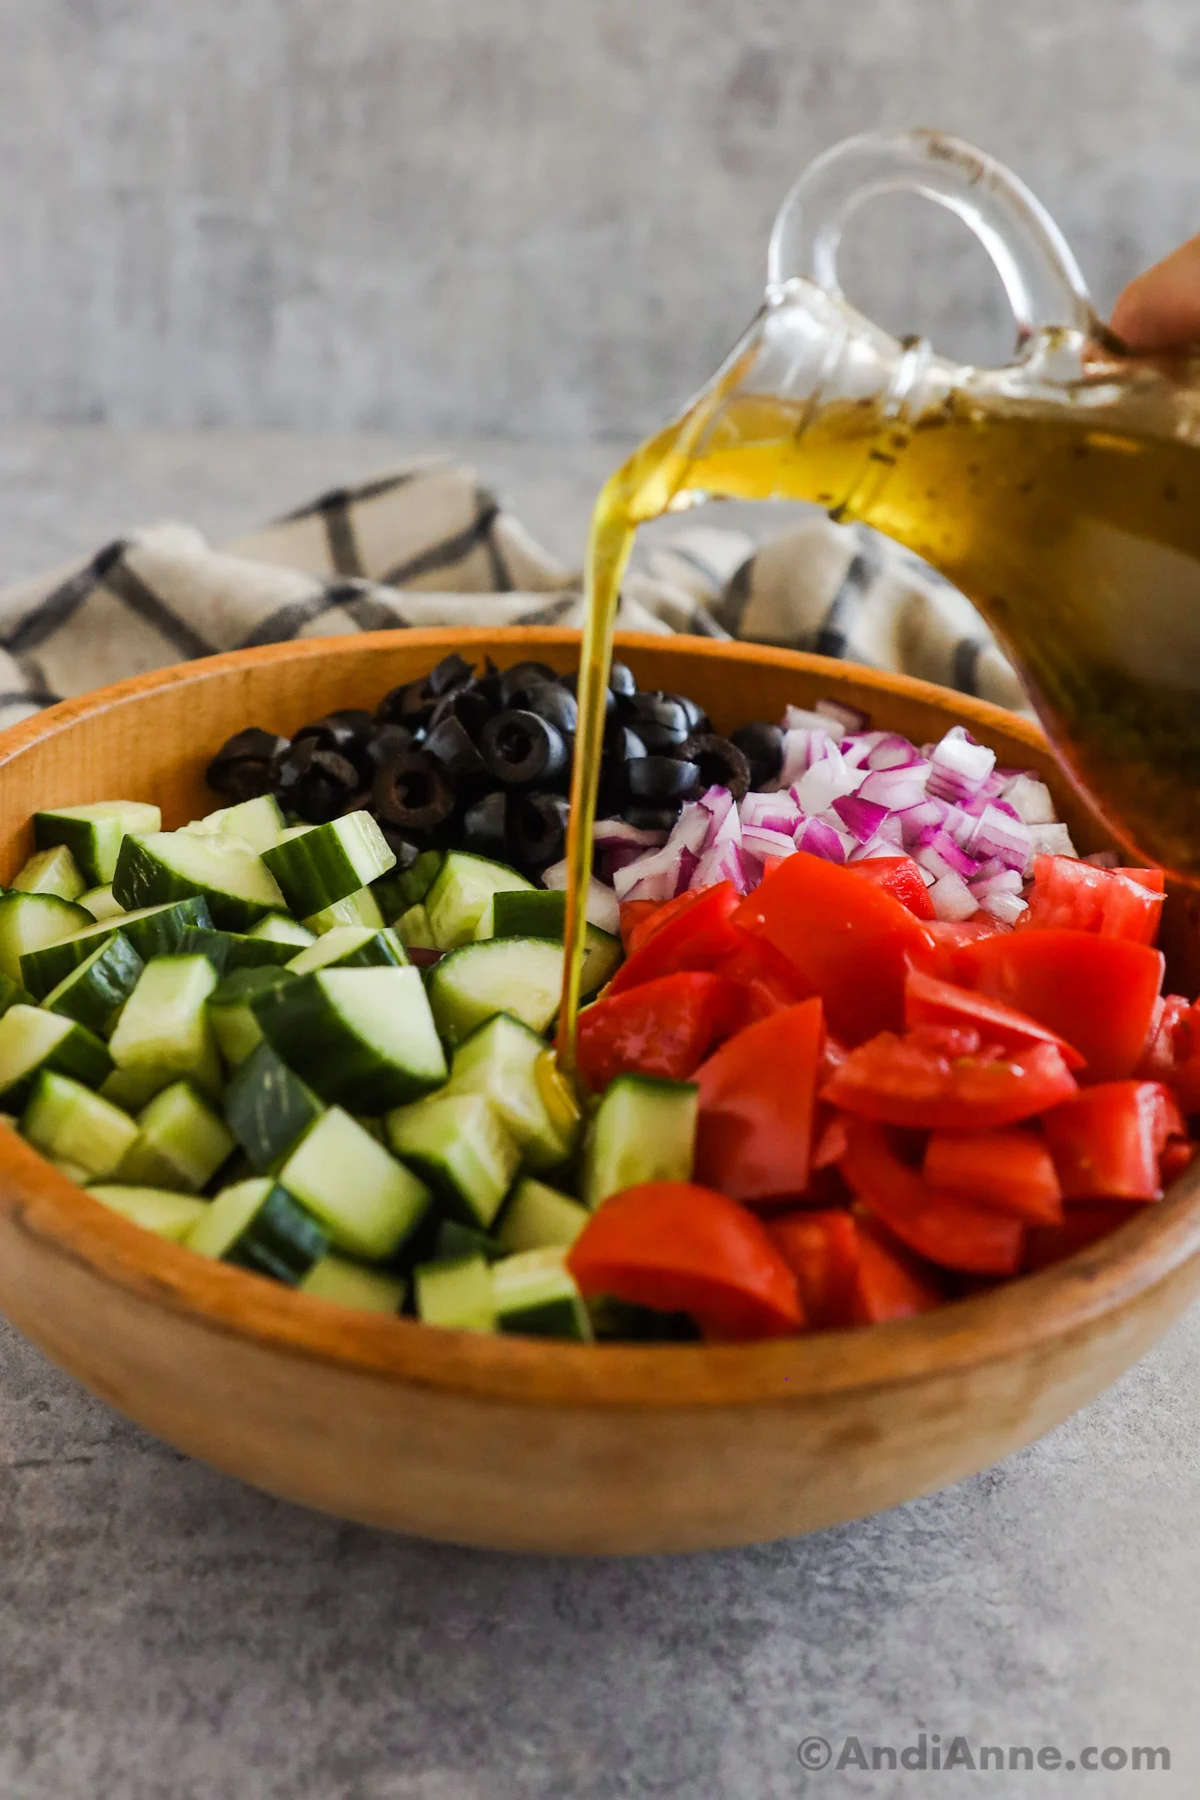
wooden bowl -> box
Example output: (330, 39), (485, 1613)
(2, 627), (1199, 1556)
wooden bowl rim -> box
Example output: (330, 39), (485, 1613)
(4, 625), (1200, 1412)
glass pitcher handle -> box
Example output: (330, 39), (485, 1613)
(767, 130), (1100, 353)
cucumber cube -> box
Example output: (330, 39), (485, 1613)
(278, 1107), (431, 1261)
(491, 1248), (592, 1340)
(34, 801), (161, 885)
(22, 1070), (139, 1180)
(261, 813), (396, 918)
(415, 1255), (497, 1331)
(385, 1093), (520, 1230)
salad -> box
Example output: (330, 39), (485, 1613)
(0, 653), (1192, 1345)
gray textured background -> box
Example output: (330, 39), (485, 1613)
(3, 0), (1200, 438)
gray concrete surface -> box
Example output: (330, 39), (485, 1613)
(4, 2), (1200, 438)
(0, 430), (1198, 1799)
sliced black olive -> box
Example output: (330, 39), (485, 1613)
(461, 790), (510, 860)
(426, 652), (475, 698)
(427, 684), (494, 741)
(423, 714), (487, 781)
(473, 657), (505, 710)
(365, 722), (418, 772)
(293, 709), (374, 752)
(509, 793), (572, 870)
(207, 727), (289, 801)
(480, 710), (569, 788)
(729, 721), (785, 790)
(621, 805), (680, 834)
(519, 682), (578, 737)
(603, 721), (647, 762)
(623, 691), (690, 753)
(498, 660), (561, 709)
(561, 669), (616, 719)
(372, 750), (457, 832)
(680, 733), (751, 803)
(373, 822), (422, 869)
(668, 693), (711, 735)
(273, 738), (362, 824)
(608, 660), (637, 698)
(624, 756), (701, 805)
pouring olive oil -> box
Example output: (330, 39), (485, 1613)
(555, 131), (1200, 1065)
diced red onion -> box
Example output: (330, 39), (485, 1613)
(927, 725), (997, 803)
(865, 733), (923, 771)
(1029, 822), (1077, 859)
(691, 838), (751, 894)
(894, 799), (945, 847)
(833, 793), (889, 843)
(966, 803), (1032, 873)
(675, 847), (700, 895)
(697, 785), (735, 832)
(969, 868), (1023, 900)
(796, 816), (847, 862)
(1001, 773), (1056, 826)
(928, 870), (979, 922)
(815, 698), (868, 733)
(1084, 850), (1120, 869)
(850, 831), (905, 862)
(783, 705), (843, 739)
(618, 863), (678, 904)
(778, 728), (819, 789)
(917, 825), (981, 880)
(792, 742), (862, 815)
(979, 890), (1027, 927)
(406, 945), (443, 969)
(594, 817), (670, 849)
(837, 734), (877, 770)
(541, 861), (622, 934)
(874, 811), (905, 847)
(741, 825), (798, 864)
(858, 763), (929, 810)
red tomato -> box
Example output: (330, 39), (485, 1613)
(618, 899), (660, 953)
(850, 856), (937, 921)
(1135, 994), (1192, 1082)
(1019, 854), (1165, 944)
(567, 1181), (804, 1341)
(734, 852), (934, 1046)
(607, 882), (741, 995)
(1042, 1080), (1182, 1202)
(904, 968), (1085, 1070)
(694, 999), (825, 1203)
(703, 930), (816, 1009)
(768, 1208), (861, 1328)
(575, 971), (746, 1093)
(919, 916), (1008, 982)
(951, 929), (1165, 1083)
(922, 1128), (1063, 1225)
(1161, 1139), (1198, 1184)
(1024, 1202), (1143, 1272)
(850, 1215), (945, 1322)
(822, 1022), (1078, 1130)
(838, 1116), (1026, 1274)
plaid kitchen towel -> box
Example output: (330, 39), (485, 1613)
(0, 456), (1028, 728)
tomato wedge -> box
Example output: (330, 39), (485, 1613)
(922, 1128), (1063, 1225)
(850, 856), (936, 921)
(838, 1116), (1026, 1275)
(1041, 1080), (1183, 1202)
(618, 899), (661, 953)
(695, 999), (825, 1203)
(822, 1022), (1078, 1129)
(850, 1215), (945, 1322)
(919, 916), (1008, 982)
(1019, 854), (1165, 944)
(1135, 994), (1192, 1082)
(1024, 1202), (1143, 1272)
(607, 882), (742, 995)
(768, 1208), (860, 1328)
(904, 968), (1085, 1070)
(951, 929), (1165, 1082)
(575, 971), (748, 1092)
(734, 851), (934, 1045)
(567, 1181), (804, 1341)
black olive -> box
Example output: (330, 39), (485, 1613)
(623, 691), (691, 753)
(426, 652), (475, 698)
(519, 682), (578, 737)
(668, 693), (710, 735)
(293, 709), (374, 753)
(423, 714), (487, 782)
(498, 660), (561, 709)
(372, 749), (457, 832)
(480, 710), (569, 788)
(474, 657), (505, 710)
(274, 738), (362, 824)
(365, 722), (418, 772)
(680, 733), (752, 803)
(603, 721), (647, 762)
(374, 678), (437, 731)
(461, 790), (510, 860)
(624, 756), (701, 805)
(729, 721), (785, 790)
(207, 727), (289, 802)
(427, 684), (494, 741)
(374, 822), (422, 869)
(509, 793), (572, 870)
(608, 661), (637, 698)
(561, 670), (616, 719)
(622, 805), (680, 833)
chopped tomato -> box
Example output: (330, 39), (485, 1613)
(734, 851), (934, 1045)
(1019, 854), (1165, 944)
(618, 899), (661, 953)
(1135, 994), (1192, 1082)
(813, 1112), (849, 1169)
(567, 1181), (804, 1341)
(951, 929), (1165, 1082)
(768, 1208), (860, 1328)
(608, 882), (741, 995)
(703, 930), (816, 1009)
(694, 999), (825, 1203)
(822, 1022), (1078, 1129)
(1041, 1080), (1183, 1202)
(1024, 1202), (1143, 1272)
(850, 1215), (945, 1322)
(838, 1116), (1025, 1275)
(922, 1128), (1063, 1225)
(919, 916), (1008, 982)
(905, 968), (1085, 1070)
(575, 971), (747, 1093)
(1161, 1139), (1198, 1184)
(850, 856), (936, 921)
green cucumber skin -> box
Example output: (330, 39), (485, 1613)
(261, 815), (395, 919)
(42, 931), (144, 1036)
(395, 851), (444, 911)
(225, 1185), (329, 1285)
(223, 1041), (324, 1173)
(0, 893), (96, 987)
(175, 927), (297, 974)
(426, 937), (565, 1046)
(0, 1007), (113, 1109)
(112, 836), (281, 931)
(285, 927), (409, 975)
(33, 803), (160, 886)
(18, 897), (214, 999)
(253, 970), (447, 1112)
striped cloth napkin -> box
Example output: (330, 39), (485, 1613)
(0, 458), (1028, 729)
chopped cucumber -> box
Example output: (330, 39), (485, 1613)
(223, 1040), (323, 1172)
(88, 1184), (209, 1242)
(425, 851), (534, 951)
(175, 926), (299, 973)
(187, 1177), (328, 1283)
(277, 1106), (431, 1260)
(78, 885), (125, 922)
(581, 1074), (698, 1210)
(496, 1178), (588, 1254)
(301, 1253), (406, 1314)
(483, 888), (622, 994)
(184, 794), (287, 854)
(385, 1093), (520, 1230)
(0, 974), (33, 1019)
(108, 956), (221, 1099)
(446, 1013), (578, 1172)
(426, 937), (564, 1046)
(303, 887), (385, 934)
(0, 891), (94, 986)
(415, 1255), (496, 1331)
(19, 896), (212, 997)
(118, 1080), (235, 1192)
(395, 904), (437, 950)
(11, 845), (86, 902)
(492, 1248), (592, 1340)
(100, 1064), (181, 1113)
(34, 800), (161, 885)
(22, 1070), (138, 1179)
(246, 913), (316, 949)
(369, 869), (415, 926)
(0, 1006), (112, 1107)
(435, 1218), (502, 1262)
(286, 925), (408, 975)
(262, 813), (395, 917)
(207, 967), (293, 1068)
(113, 831), (284, 931)
(394, 849), (444, 911)
(254, 966), (447, 1111)
(41, 931), (143, 1036)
